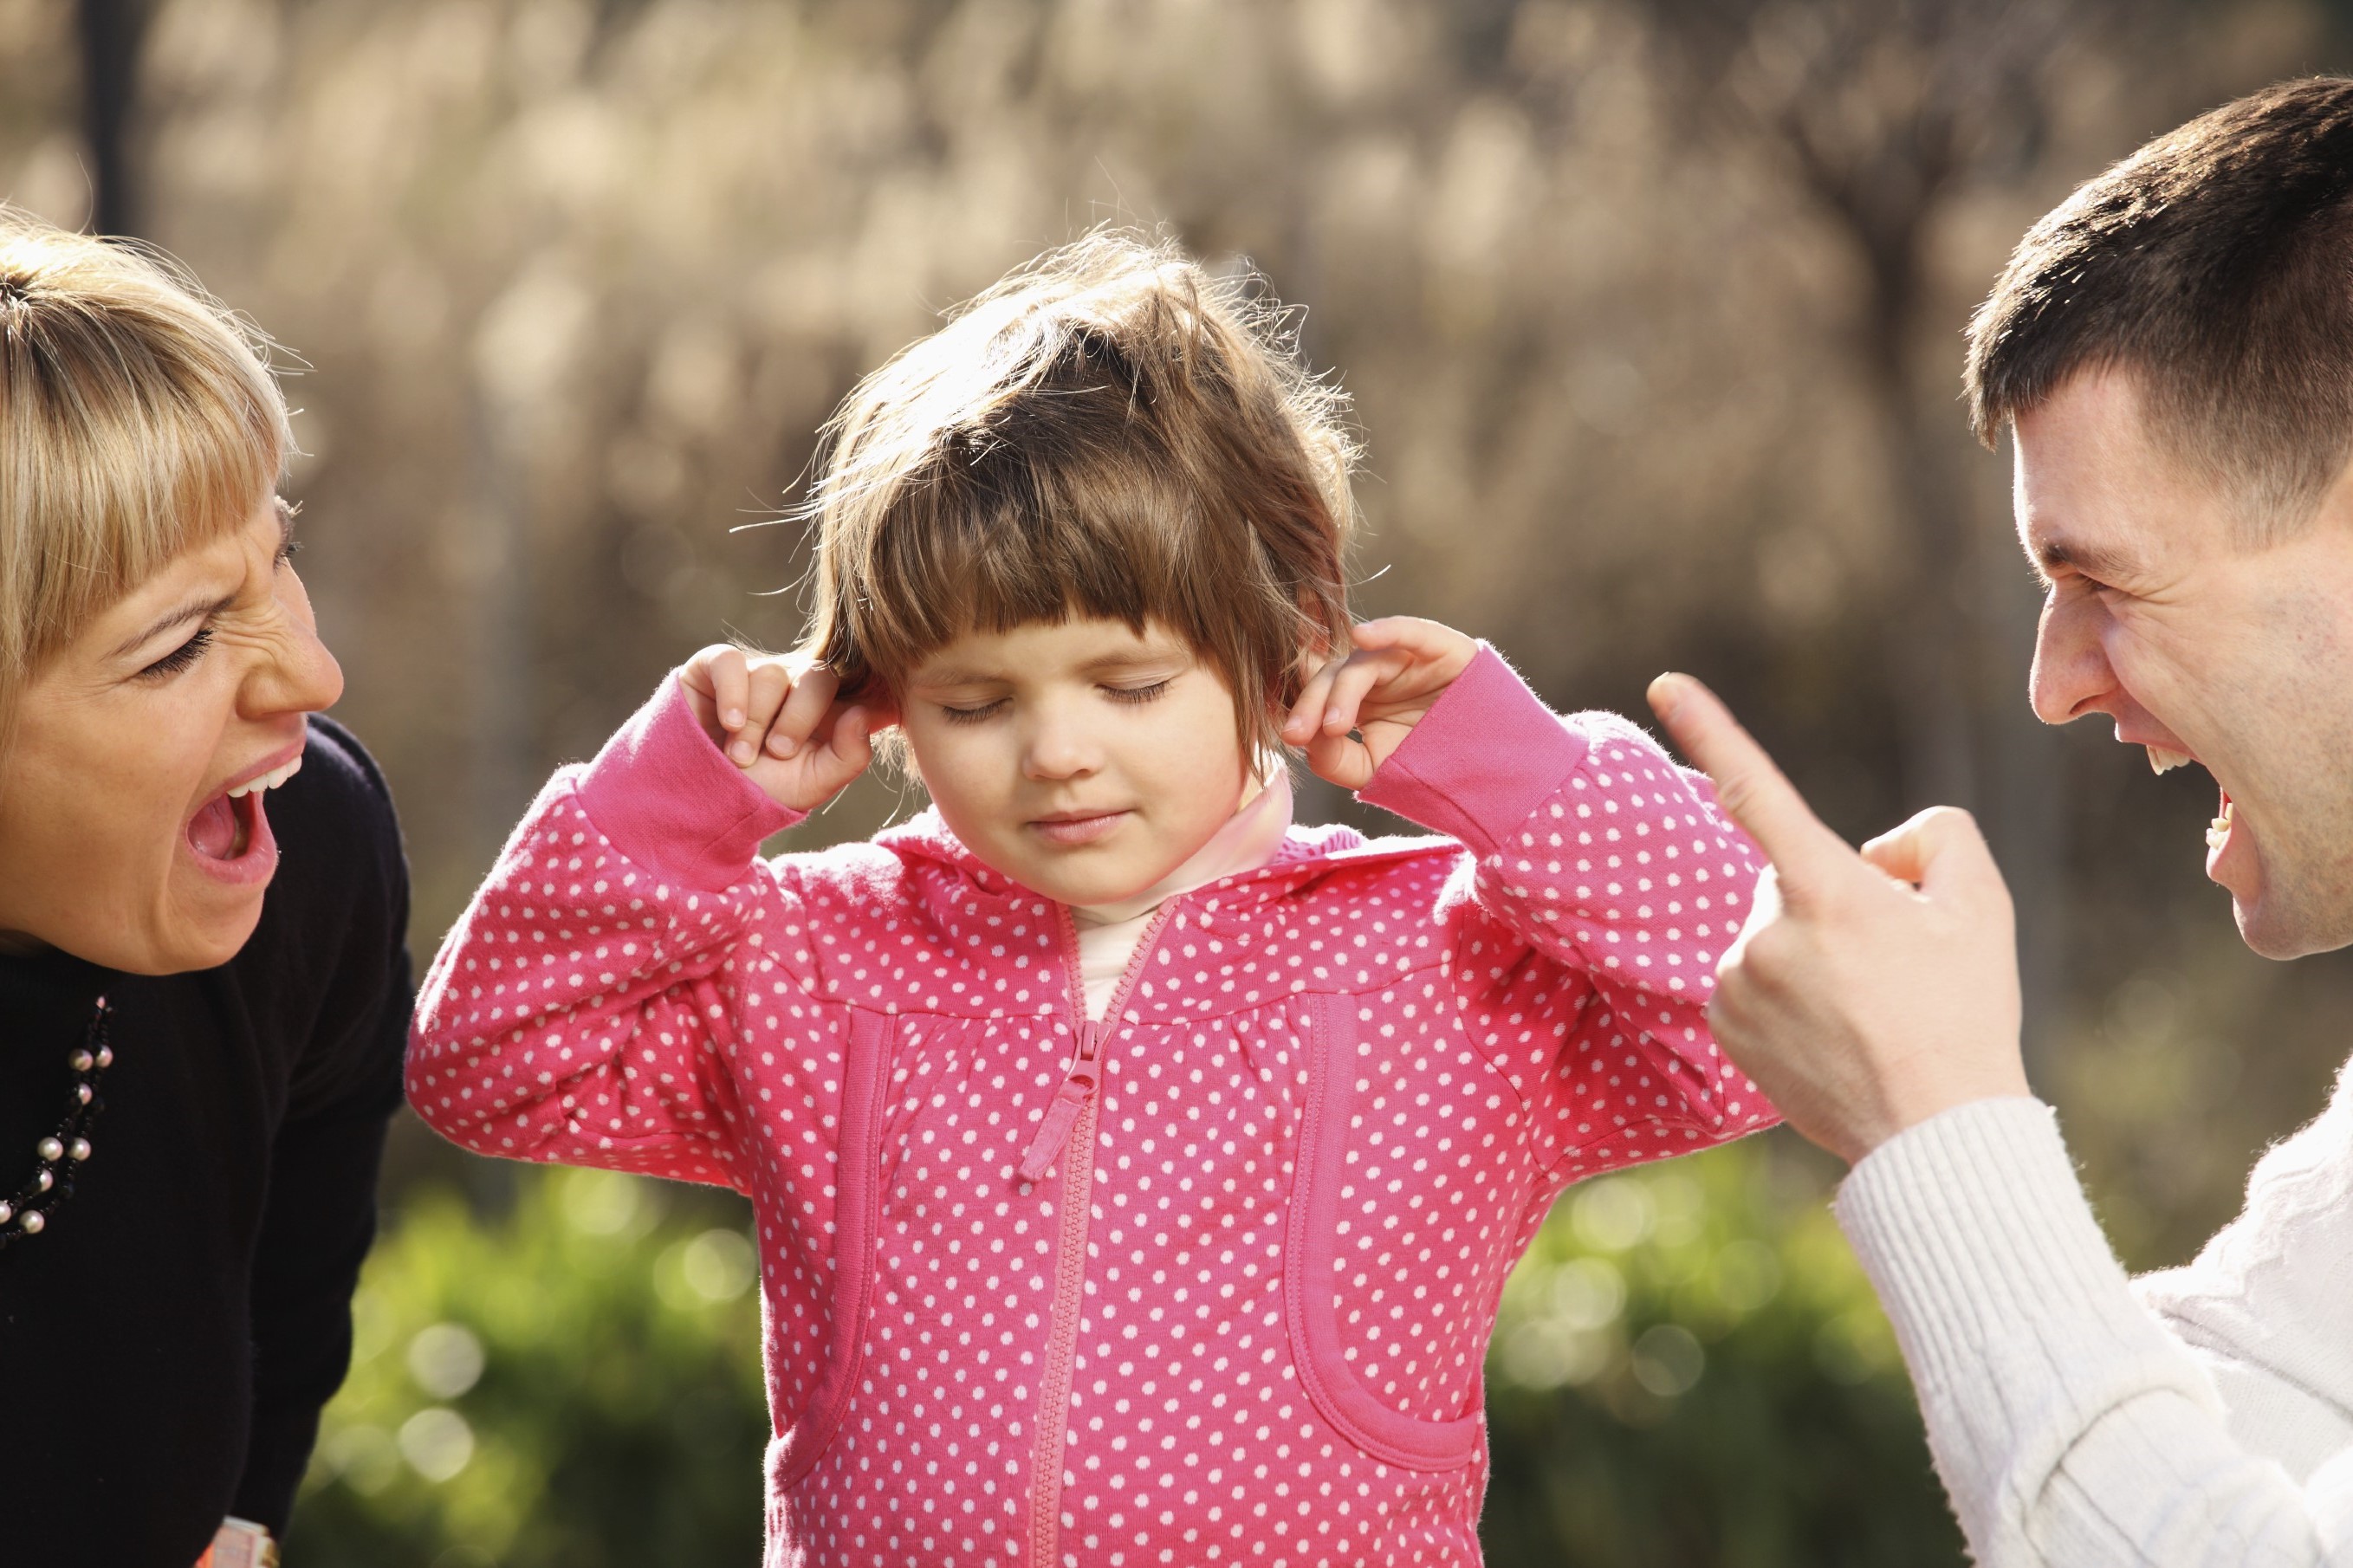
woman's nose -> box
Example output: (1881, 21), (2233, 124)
(2028, 590), (2114, 726)
(244, 573), (346, 719)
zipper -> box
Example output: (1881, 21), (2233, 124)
(1025, 901), (1175, 1568)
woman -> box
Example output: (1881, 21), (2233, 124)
(0, 209), (411, 1566)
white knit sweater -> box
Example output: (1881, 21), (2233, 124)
(1834, 1057), (2353, 1565)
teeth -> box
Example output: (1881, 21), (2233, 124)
(2148, 745), (2194, 775)
(225, 756), (303, 799)
(2207, 800), (2233, 852)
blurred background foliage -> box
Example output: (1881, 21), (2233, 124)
(17, 0), (2353, 1561)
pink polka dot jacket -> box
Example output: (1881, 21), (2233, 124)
(406, 645), (1776, 1568)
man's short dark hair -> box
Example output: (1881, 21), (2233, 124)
(1967, 77), (2353, 533)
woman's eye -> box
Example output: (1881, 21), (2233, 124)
(940, 700), (1005, 726)
(139, 626), (214, 681)
(275, 537), (302, 569)
(1104, 679), (1172, 705)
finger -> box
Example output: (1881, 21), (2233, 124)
(1346, 616), (1425, 651)
(1646, 673), (1850, 882)
(1303, 726), (1375, 792)
(698, 647), (750, 733)
(1322, 651), (1403, 735)
(804, 704), (878, 795)
(764, 665), (841, 758)
(734, 662), (791, 764)
(1860, 806), (2006, 901)
(1282, 656), (1347, 745)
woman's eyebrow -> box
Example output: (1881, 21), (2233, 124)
(108, 592), (234, 662)
(107, 507), (295, 662)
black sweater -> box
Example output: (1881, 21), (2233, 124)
(0, 716), (412, 1567)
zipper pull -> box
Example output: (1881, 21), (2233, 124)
(1017, 1023), (1105, 1185)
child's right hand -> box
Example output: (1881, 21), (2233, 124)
(677, 645), (895, 812)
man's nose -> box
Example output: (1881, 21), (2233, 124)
(2028, 591), (2113, 726)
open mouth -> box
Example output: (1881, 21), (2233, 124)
(2208, 790), (2234, 859)
(185, 753), (301, 882)
(2142, 744), (2235, 865)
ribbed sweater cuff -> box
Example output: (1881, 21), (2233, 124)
(1835, 1098), (2224, 1556)
(1837, 1098), (2141, 1363)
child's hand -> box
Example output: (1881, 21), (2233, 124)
(1281, 617), (1478, 791)
(677, 645), (897, 813)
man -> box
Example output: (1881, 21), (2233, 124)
(1648, 78), (2353, 1565)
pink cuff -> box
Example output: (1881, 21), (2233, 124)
(574, 675), (803, 892)
(1358, 644), (1586, 855)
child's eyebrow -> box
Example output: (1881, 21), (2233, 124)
(908, 664), (1003, 688)
(911, 649), (1189, 687)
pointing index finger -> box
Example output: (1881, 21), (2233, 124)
(1647, 672), (1848, 883)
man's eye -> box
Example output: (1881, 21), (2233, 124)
(139, 627), (214, 680)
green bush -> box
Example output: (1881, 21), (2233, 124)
(291, 1137), (1963, 1566)
(1480, 1136), (1966, 1567)
(285, 1168), (770, 1568)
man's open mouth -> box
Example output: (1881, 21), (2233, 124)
(2141, 745), (2233, 858)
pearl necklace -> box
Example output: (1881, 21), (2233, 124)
(0, 996), (111, 1247)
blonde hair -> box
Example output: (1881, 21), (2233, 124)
(796, 232), (1358, 760)
(0, 206), (290, 725)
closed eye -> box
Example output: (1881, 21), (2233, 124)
(938, 698), (1006, 726)
(138, 626), (214, 681)
(1104, 679), (1172, 704)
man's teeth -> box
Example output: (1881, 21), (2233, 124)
(2148, 745), (2194, 775)
(225, 757), (301, 799)
(2207, 800), (2233, 852)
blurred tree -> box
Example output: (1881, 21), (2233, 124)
(1640, 0), (2107, 1073)
(75, 0), (152, 234)
(7, 2), (2352, 1561)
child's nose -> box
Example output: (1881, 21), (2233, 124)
(1021, 710), (1099, 780)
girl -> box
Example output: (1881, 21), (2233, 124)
(408, 235), (1773, 1568)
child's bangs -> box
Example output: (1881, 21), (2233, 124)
(843, 438), (1235, 690)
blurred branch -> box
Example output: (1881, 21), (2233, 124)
(1643, 0), (2103, 813)
(75, 0), (152, 236)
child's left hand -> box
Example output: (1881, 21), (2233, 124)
(1282, 617), (1479, 790)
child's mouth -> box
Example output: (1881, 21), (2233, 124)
(1029, 810), (1128, 847)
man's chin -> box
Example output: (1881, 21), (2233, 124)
(2229, 883), (2353, 961)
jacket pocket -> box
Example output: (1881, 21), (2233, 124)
(768, 1007), (893, 1492)
(1282, 994), (1485, 1472)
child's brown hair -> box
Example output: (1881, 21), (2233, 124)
(796, 231), (1358, 761)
